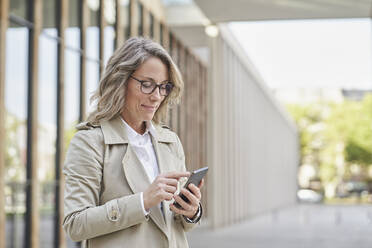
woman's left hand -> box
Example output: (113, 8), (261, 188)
(170, 179), (204, 219)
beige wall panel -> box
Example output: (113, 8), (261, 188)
(207, 25), (298, 228)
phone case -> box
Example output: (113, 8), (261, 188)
(173, 167), (208, 209)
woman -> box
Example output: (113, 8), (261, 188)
(63, 37), (203, 248)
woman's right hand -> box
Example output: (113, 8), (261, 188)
(143, 171), (190, 211)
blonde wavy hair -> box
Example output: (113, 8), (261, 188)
(87, 37), (184, 124)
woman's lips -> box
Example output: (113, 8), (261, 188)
(141, 104), (157, 111)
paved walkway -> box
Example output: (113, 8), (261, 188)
(187, 204), (372, 248)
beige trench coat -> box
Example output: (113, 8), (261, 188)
(63, 116), (200, 248)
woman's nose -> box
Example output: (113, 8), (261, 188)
(150, 87), (162, 100)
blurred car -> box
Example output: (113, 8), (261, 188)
(297, 189), (323, 203)
(345, 181), (368, 195)
(336, 180), (368, 198)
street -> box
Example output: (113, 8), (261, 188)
(187, 204), (372, 248)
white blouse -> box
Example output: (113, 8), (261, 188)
(121, 118), (201, 222)
(121, 118), (159, 215)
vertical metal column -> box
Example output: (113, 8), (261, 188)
(169, 33), (178, 133)
(115, 0), (124, 48)
(175, 40), (182, 135)
(159, 22), (163, 45)
(186, 53), (193, 168)
(0, 0), (9, 246)
(200, 63), (208, 217)
(207, 34), (219, 228)
(168, 34), (173, 126)
(79, 0), (88, 122)
(55, 0), (68, 247)
(25, 0), (42, 247)
(142, 6), (150, 38)
(138, 2), (143, 36)
(129, 0), (138, 37)
(162, 24), (170, 50)
(178, 44), (186, 146)
(99, 0), (105, 75)
(149, 13), (154, 39)
(153, 18), (160, 43)
(183, 50), (190, 165)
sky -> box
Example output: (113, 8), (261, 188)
(229, 19), (372, 90)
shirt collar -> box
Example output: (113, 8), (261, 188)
(98, 115), (176, 144)
(121, 117), (157, 141)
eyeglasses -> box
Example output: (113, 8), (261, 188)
(130, 75), (174, 96)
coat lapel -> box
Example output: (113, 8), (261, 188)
(122, 144), (150, 193)
(122, 145), (168, 236)
(151, 126), (178, 229)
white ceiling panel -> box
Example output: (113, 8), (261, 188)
(194, 0), (372, 22)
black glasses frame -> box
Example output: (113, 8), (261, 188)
(130, 75), (174, 96)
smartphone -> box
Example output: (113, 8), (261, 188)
(174, 166), (208, 209)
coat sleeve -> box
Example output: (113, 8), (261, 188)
(63, 129), (148, 242)
(172, 134), (203, 231)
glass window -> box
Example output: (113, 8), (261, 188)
(86, 25), (99, 59)
(64, 49), (80, 140)
(64, 49), (81, 248)
(86, 61), (100, 115)
(66, 27), (81, 52)
(9, 0), (28, 21)
(66, 0), (80, 50)
(42, 0), (57, 31)
(86, 0), (100, 60)
(88, 0), (100, 27)
(104, 26), (115, 67)
(68, 0), (80, 27)
(5, 25), (29, 248)
(117, 0), (130, 40)
(104, 0), (116, 67)
(105, 0), (116, 26)
(65, 1), (82, 246)
(38, 32), (58, 247)
(85, 0), (100, 116)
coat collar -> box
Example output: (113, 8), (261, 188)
(96, 116), (176, 145)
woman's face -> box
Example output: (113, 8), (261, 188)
(122, 56), (168, 127)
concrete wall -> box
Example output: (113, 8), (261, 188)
(207, 24), (299, 228)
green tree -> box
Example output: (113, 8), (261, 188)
(286, 93), (372, 192)
(5, 112), (25, 181)
(325, 94), (372, 167)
